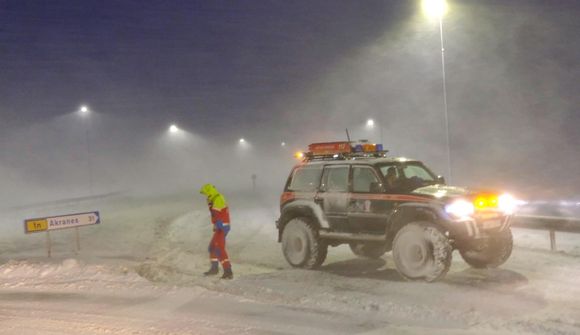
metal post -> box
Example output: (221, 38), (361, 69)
(439, 16), (452, 183)
(75, 227), (81, 253)
(85, 119), (94, 196)
(46, 231), (52, 258)
(549, 229), (556, 252)
(379, 120), (384, 145)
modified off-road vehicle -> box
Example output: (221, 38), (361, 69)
(276, 141), (516, 282)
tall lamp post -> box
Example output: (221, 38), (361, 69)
(79, 105), (93, 195)
(73, 105), (92, 253)
(423, 0), (452, 182)
(365, 118), (384, 144)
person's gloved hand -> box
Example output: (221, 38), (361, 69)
(215, 220), (230, 235)
(215, 220), (223, 231)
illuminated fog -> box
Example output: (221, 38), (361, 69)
(1, 1), (578, 211)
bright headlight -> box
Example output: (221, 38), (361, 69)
(498, 193), (517, 215)
(445, 199), (475, 219)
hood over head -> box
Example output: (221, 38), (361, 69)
(200, 183), (219, 198)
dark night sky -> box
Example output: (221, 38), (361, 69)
(1, 1), (409, 131)
(1, 1), (578, 131)
(1, 0), (579, 202)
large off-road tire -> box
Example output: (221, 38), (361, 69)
(459, 228), (513, 269)
(392, 221), (452, 282)
(281, 217), (327, 269)
(349, 242), (387, 259)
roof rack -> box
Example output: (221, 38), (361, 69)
(304, 151), (388, 162)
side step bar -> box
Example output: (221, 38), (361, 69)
(319, 231), (386, 242)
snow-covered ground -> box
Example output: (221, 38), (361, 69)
(1, 192), (580, 334)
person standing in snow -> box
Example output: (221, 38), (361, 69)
(200, 183), (233, 279)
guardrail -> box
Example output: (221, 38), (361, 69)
(511, 214), (580, 252)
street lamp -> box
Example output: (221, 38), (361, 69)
(364, 118), (383, 144)
(78, 105), (93, 195)
(422, 0), (448, 18)
(72, 104), (94, 252)
(423, 0), (452, 182)
(169, 124), (179, 134)
(239, 138), (245, 144)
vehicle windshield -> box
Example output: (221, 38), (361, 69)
(379, 162), (438, 192)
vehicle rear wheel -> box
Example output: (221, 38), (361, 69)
(349, 242), (387, 259)
(392, 221), (452, 282)
(459, 228), (513, 269)
(281, 217), (327, 269)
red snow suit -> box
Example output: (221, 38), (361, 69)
(200, 184), (231, 270)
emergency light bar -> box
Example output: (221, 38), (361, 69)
(308, 142), (352, 155)
(299, 140), (388, 161)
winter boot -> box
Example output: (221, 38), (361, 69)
(221, 268), (233, 280)
(203, 262), (219, 276)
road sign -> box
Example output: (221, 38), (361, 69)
(25, 219), (48, 233)
(24, 211), (100, 234)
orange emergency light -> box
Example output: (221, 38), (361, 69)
(473, 194), (500, 210)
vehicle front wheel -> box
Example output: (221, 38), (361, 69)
(459, 228), (513, 269)
(349, 242), (387, 259)
(392, 222), (452, 282)
(281, 217), (327, 269)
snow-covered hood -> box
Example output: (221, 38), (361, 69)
(411, 184), (471, 202)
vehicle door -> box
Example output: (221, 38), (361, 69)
(348, 165), (392, 233)
(316, 165), (350, 231)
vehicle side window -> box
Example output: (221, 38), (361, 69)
(287, 165), (323, 191)
(402, 165), (435, 182)
(380, 164), (402, 193)
(352, 166), (380, 193)
(379, 164), (400, 179)
(321, 166), (349, 192)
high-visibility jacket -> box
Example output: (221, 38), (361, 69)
(199, 184), (230, 231)
(200, 184), (231, 270)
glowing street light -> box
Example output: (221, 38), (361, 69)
(364, 118), (382, 144)
(169, 124), (179, 133)
(281, 141), (286, 147)
(79, 105), (89, 114)
(423, 0), (452, 182)
(237, 137), (250, 152)
(422, 0), (448, 18)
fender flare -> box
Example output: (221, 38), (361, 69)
(386, 202), (452, 243)
(278, 200), (329, 242)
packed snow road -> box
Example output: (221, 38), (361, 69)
(1, 192), (580, 334)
